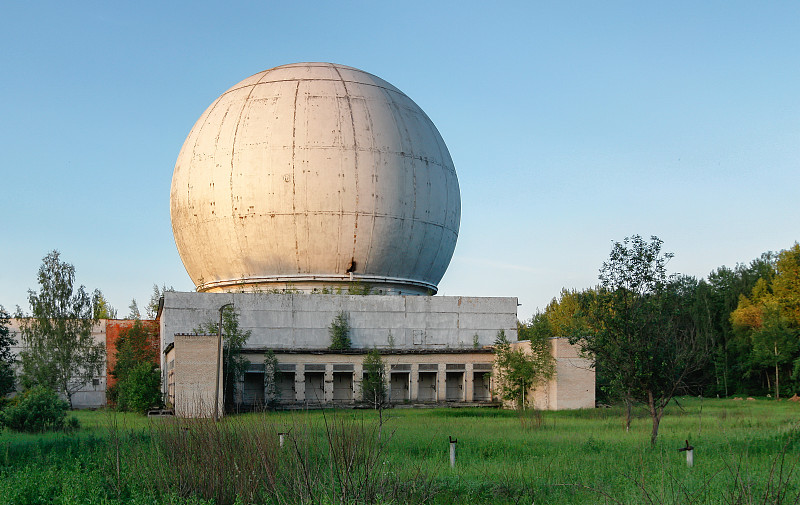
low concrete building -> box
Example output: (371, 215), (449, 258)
(159, 291), (595, 414)
(7, 319), (108, 409)
(516, 339), (595, 410)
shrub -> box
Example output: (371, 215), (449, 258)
(117, 361), (162, 414)
(0, 386), (76, 433)
(329, 311), (351, 349)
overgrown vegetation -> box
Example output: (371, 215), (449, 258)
(1, 399), (798, 504)
(0, 386), (79, 433)
(493, 329), (554, 410)
(361, 349), (388, 409)
(109, 319), (161, 414)
(16, 250), (106, 408)
(263, 350), (281, 406)
(0, 306), (15, 398)
(526, 237), (800, 444)
(195, 307), (251, 412)
(329, 311), (352, 350)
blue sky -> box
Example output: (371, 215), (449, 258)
(1, 1), (798, 320)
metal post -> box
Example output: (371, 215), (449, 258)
(449, 436), (457, 468)
(679, 440), (694, 468)
(215, 302), (233, 422)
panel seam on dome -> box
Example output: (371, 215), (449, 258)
(332, 64), (361, 278)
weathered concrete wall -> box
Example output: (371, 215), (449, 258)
(549, 338), (595, 410)
(511, 338), (595, 411)
(160, 292), (518, 357)
(7, 319), (107, 408)
(173, 333), (224, 418)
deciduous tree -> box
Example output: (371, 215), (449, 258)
(17, 251), (105, 407)
(575, 236), (709, 444)
(493, 330), (554, 410)
(0, 306), (16, 397)
(109, 319), (161, 413)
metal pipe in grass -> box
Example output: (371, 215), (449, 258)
(449, 436), (457, 468)
(678, 439), (694, 468)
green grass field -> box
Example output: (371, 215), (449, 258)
(1, 398), (798, 504)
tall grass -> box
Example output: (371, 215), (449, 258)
(1, 398), (798, 504)
(106, 409), (437, 505)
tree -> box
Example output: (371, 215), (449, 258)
(493, 330), (554, 410)
(329, 311), (351, 350)
(360, 348), (388, 439)
(127, 299), (141, 320)
(0, 306), (16, 397)
(730, 243), (800, 398)
(108, 319), (161, 413)
(146, 284), (174, 319)
(361, 349), (387, 408)
(117, 361), (162, 414)
(93, 293), (117, 319)
(575, 236), (709, 445)
(195, 307), (251, 412)
(17, 251), (105, 408)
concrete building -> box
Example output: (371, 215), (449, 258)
(7, 319), (107, 409)
(2, 63), (594, 414)
(160, 62), (595, 415)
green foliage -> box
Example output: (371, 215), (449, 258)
(93, 292), (117, 319)
(493, 329), (554, 409)
(328, 311), (352, 350)
(347, 282), (372, 295)
(195, 307), (251, 411)
(0, 306), (16, 397)
(263, 350), (281, 404)
(17, 250), (105, 407)
(0, 386), (78, 433)
(2, 400), (800, 504)
(108, 319), (161, 413)
(146, 283), (174, 319)
(575, 236), (710, 444)
(361, 349), (387, 407)
(117, 361), (162, 414)
(730, 243), (800, 398)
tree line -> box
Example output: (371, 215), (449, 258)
(523, 237), (800, 404)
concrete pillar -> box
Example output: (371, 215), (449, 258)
(323, 364), (334, 403)
(354, 362), (364, 401)
(410, 363), (419, 401)
(465, 363), (474, 402)
(437, 363), (446, 402)
(295, 367), (305, 402)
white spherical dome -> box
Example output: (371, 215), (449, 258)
(170, 62), (460, 295)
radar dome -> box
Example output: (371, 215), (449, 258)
(170, 62), (460, 295)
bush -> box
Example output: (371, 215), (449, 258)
(117, 361), (162, 414)
(329, 311), (351, 349)
(0, 386), (77, 433)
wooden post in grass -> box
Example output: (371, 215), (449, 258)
(279, 432), (286, 448)
(678, 440), (694, 467)
(449, 436), (457, 468)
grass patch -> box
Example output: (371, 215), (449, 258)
(0, 398), (798, 504)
